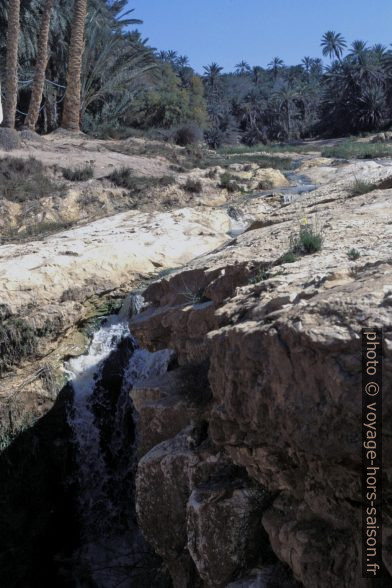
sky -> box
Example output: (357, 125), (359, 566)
(130, 0), (392, 73)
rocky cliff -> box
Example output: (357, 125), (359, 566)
(129, 171), (392, 587)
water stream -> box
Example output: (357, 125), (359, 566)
(64, 294), (173, 587)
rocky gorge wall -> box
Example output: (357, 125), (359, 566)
(128, 178), (392, 587)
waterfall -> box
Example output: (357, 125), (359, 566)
(64, 294), (174, 586)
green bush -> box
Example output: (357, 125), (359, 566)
(183, 178), (203, 193)
(219, 172), (242, 193)
(347, 248), (361, 260)
(290, 222), (323, 255)
(62, 164), (94, 182)
(174, 124), (203, 146)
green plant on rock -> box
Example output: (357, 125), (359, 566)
(351, 178), (377, 196)
(249, 269), (271, 284)
(289, 218), (324, 255)
(279, 251), (297, 264)
(347, 248), (361, 260)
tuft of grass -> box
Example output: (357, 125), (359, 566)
(107, 167), (176, 192)
(62, 164), (94, 182)
(279, 251), (298, 264)
(183, 178), (203, 193)
(278, 219), (323, 265)
(290, 222), (323, 255)
(322, 140), (392, 160)
(347, 248), (361, 260)
(351, 178), (377, 196)
(180, 285), (208, 305)
(249, 269), (270, 284)
(0, 157), (64, 203)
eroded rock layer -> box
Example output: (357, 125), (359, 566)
(130, 181), (392, 587)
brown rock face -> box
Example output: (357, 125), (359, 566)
(131, 180), (392, 587)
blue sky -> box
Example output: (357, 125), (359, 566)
(129, 0), (392, 73)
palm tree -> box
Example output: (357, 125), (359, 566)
(166, 50), (178, 65)
(371, 44), (387, 65)
(80, 12), (156, 119)
(252, 65), (263, 86)
(275, 84), (299, 139)
(2, 0), (21, 128)
(235, 60), (251, 75)
(203, 62), (223, 93)
(348, 40), (368, 64)
(310, 58), (324, 78)
(301, 56), (313, 76)
(61, 0), (88, 131)
(268, 57), (284, 80)
(158, 50), (168, 61)
(25, 0), (54, 130)
(372, 44), (387, 56)
(321, 31), (347, 62)
(177, 55), (189, 69)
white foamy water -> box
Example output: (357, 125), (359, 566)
(64, 294), (175, 585)
(65, 315), (132, 530)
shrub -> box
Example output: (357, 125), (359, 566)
(205, 126), (224, 150)
(183, 178), (203, 193)
(0, 128), (21, 151)
(173, 124), (203, 147)
(219, 172), (242, 193)
(107, 167), (175, 192)
(205, 168), (218, 179)
(63, 164), (94, 182)
(0, 157), (64, 203)
(347, 248), (361, 260)
(290, 220), (323, 255)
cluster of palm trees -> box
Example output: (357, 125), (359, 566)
(0, 0), (155, 134)
(201, 31), (392, 145)
(2, 10), (392, 145)
(2, 0), (88, 131)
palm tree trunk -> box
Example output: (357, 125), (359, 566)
(25, 0), (54, 130)
(3, 0), (21, 128)
(61, 0), (88, 131)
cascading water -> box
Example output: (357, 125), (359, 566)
(64, 294), (173, 587)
